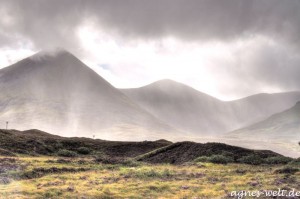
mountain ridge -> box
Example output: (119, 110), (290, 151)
(121, 80), (300, 135)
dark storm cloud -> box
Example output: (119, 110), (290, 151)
(1, 0), (300, 47)
(0, 0), (90, 49)
(93, 0), (300, 44)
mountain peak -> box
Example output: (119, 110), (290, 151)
(155, 79), (178, 84)
(148, 79), (187, 88)
(154, 79), (180, 84)
(31, 48), (75, 62)
(0, 48), (94, 85)
(38, 47), (69, 55)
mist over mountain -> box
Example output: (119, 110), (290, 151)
(227, 91), (300, 128)
(0, 50), (178, 140)
(227, 101), (300, 142)
(122, 80), (300, 135)
(224, 101), (300, 157)
(122, 80), (227, 135)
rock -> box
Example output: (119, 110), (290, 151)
(181, 185), (190, 190)
(79, 176), (88, 180)
(67, 185), (75, 192)
(235, 169), (247, 174)
(249, 181), (259, 187)
(0, 177), (11, 184)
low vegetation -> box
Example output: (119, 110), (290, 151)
(77, 147), (92, 155)
(274, 166), (300, 174)
(195, 154), (297, 166)
(0, 156), (299, 198)
(194, 155), (234, 164)
(0, 129), (171, 157)
(57, 149), (78, 157)
(237, 155), (264, 165)
(265, 156), (293, 165)
(0, 129), (299, 198)
(137, 141), (285, 164)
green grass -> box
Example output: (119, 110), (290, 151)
(0, 156), (299, 199)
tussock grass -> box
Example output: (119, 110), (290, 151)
(0, 156), (299, 198)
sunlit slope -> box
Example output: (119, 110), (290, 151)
(0, 50), (177, 140)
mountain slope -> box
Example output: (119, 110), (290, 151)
(122, 80), (227, 135)
(0, 50), (177, 140)
(121, 80), (300, 135)
(227, 101), (300, 142)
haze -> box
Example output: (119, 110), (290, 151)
(1, 0), (300, 100)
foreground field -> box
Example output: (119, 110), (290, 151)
(0, 156), (299, 199)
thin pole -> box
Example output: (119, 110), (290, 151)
(6, 121), (8, 130)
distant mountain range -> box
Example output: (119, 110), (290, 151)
(0, 50), (299, 156)
(122, 80), (300, 135)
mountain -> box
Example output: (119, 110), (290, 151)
(227, 101), (300, 142)
(121, 80), (300, 135)
(121, 80), (226, 135)
(1, 49), (300, 152)
(226, 91), (300, 128)
(0, 50), (178, 140)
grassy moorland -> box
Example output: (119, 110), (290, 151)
(0, 129), (300, 198)
(0, 156), (299, 199)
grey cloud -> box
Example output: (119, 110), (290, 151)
(1, 0), (300, 98)
(218, 41), (300, 97)
(246, 46), (300, 90)
(88, 0), (300, 46)
(0, 0), (89, 50)
(1, 0), (300, 48)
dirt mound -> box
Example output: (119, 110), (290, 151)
(137, 141), (281, 164)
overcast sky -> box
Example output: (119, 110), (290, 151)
(1, 0), (300, 100)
